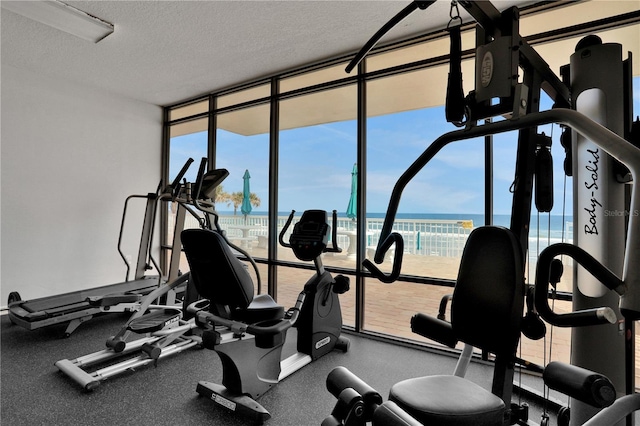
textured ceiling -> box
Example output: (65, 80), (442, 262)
(1, 0), (535, 107)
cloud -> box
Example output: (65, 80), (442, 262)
(317, 124), (354, 141)
(402, 184), (482, 213)
(431, 143), (485, 170)
(366, 168), (483, 214)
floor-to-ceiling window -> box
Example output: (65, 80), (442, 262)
(277, 78), (358, 327)
(214, 100), (271, 292)
(364, 59), (485, 342)
(162, 1), (640, 378)
(165, 101), (209, 276)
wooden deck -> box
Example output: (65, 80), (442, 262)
(180, 242), (638, 383)
(243, 247), (574, 369)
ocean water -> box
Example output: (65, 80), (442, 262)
(383, 213), (572, 239)
(219, 211), (573, 240)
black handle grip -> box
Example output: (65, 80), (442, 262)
(193, 157), (208, 200)
(325, 210), (343, 253)
(186, 299), (211, 316)
(170, 157), (194, 195)
(535, 243), (622, 327)
(279, 210), (296, 248)
(445, 25), (465, 124)
(362, 232), (404, 283)
(535, 142), (554, 212)
(410, 313), (457, 348)
(246, 292), (305, 348)
(438, 294), (453, 320)
(247, 291), (305, 336)
(246, 318), (294, 337)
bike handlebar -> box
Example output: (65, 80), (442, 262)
(169, 157), (194, 198)
(193, 157), (208, 200)
(279, 210), (296, 248)
(194, 293), (306, 343)
(247, 293), (305, 336)
(535, 243), (623, 327)
(279, 209), (343, 254)
(326, 210), (342, 254)
(362, 232), (404, 283)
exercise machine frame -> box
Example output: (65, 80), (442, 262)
(185, 209), (350, 424)
(6, 159), (195, 337)
(54, 159), (251, 390)
(326, 1), (639, 424)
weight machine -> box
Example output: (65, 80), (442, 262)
(324, 1), (640, 425)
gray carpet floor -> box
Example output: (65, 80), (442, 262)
(1, 312), (561, 426)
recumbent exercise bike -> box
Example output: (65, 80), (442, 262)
(182, 209), (350, 424)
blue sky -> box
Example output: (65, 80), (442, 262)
(170, 113), (563, 216)
(171, 76), (640, 217)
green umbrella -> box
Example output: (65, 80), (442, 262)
(241, 169), (252, 219)
(346, 163), (357, 220)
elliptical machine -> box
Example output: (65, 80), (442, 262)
(54, 158), (256, 391)
(182, 208), (350, 424)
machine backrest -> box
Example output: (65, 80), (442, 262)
(451, 226), (524, 358)
(181, 228), (255, 311)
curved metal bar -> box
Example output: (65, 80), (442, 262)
(279, 210), (296, 248)
(372, 109), (640, 308)
(534, 243), (621, 327)
(107, 272), (192, 345)
(583, 393), (640, 426)
(170, 157), (194, 198)
(362, 232), (404, 283)
(345, 1), (436, 73)
(193, 157), (208, 200)
(325, 210), (343, 253)
(117, 194), (152, 280)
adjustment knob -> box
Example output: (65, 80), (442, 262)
(333, 275), (350, 294)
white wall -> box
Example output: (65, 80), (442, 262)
(1, 64), (163, 305)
